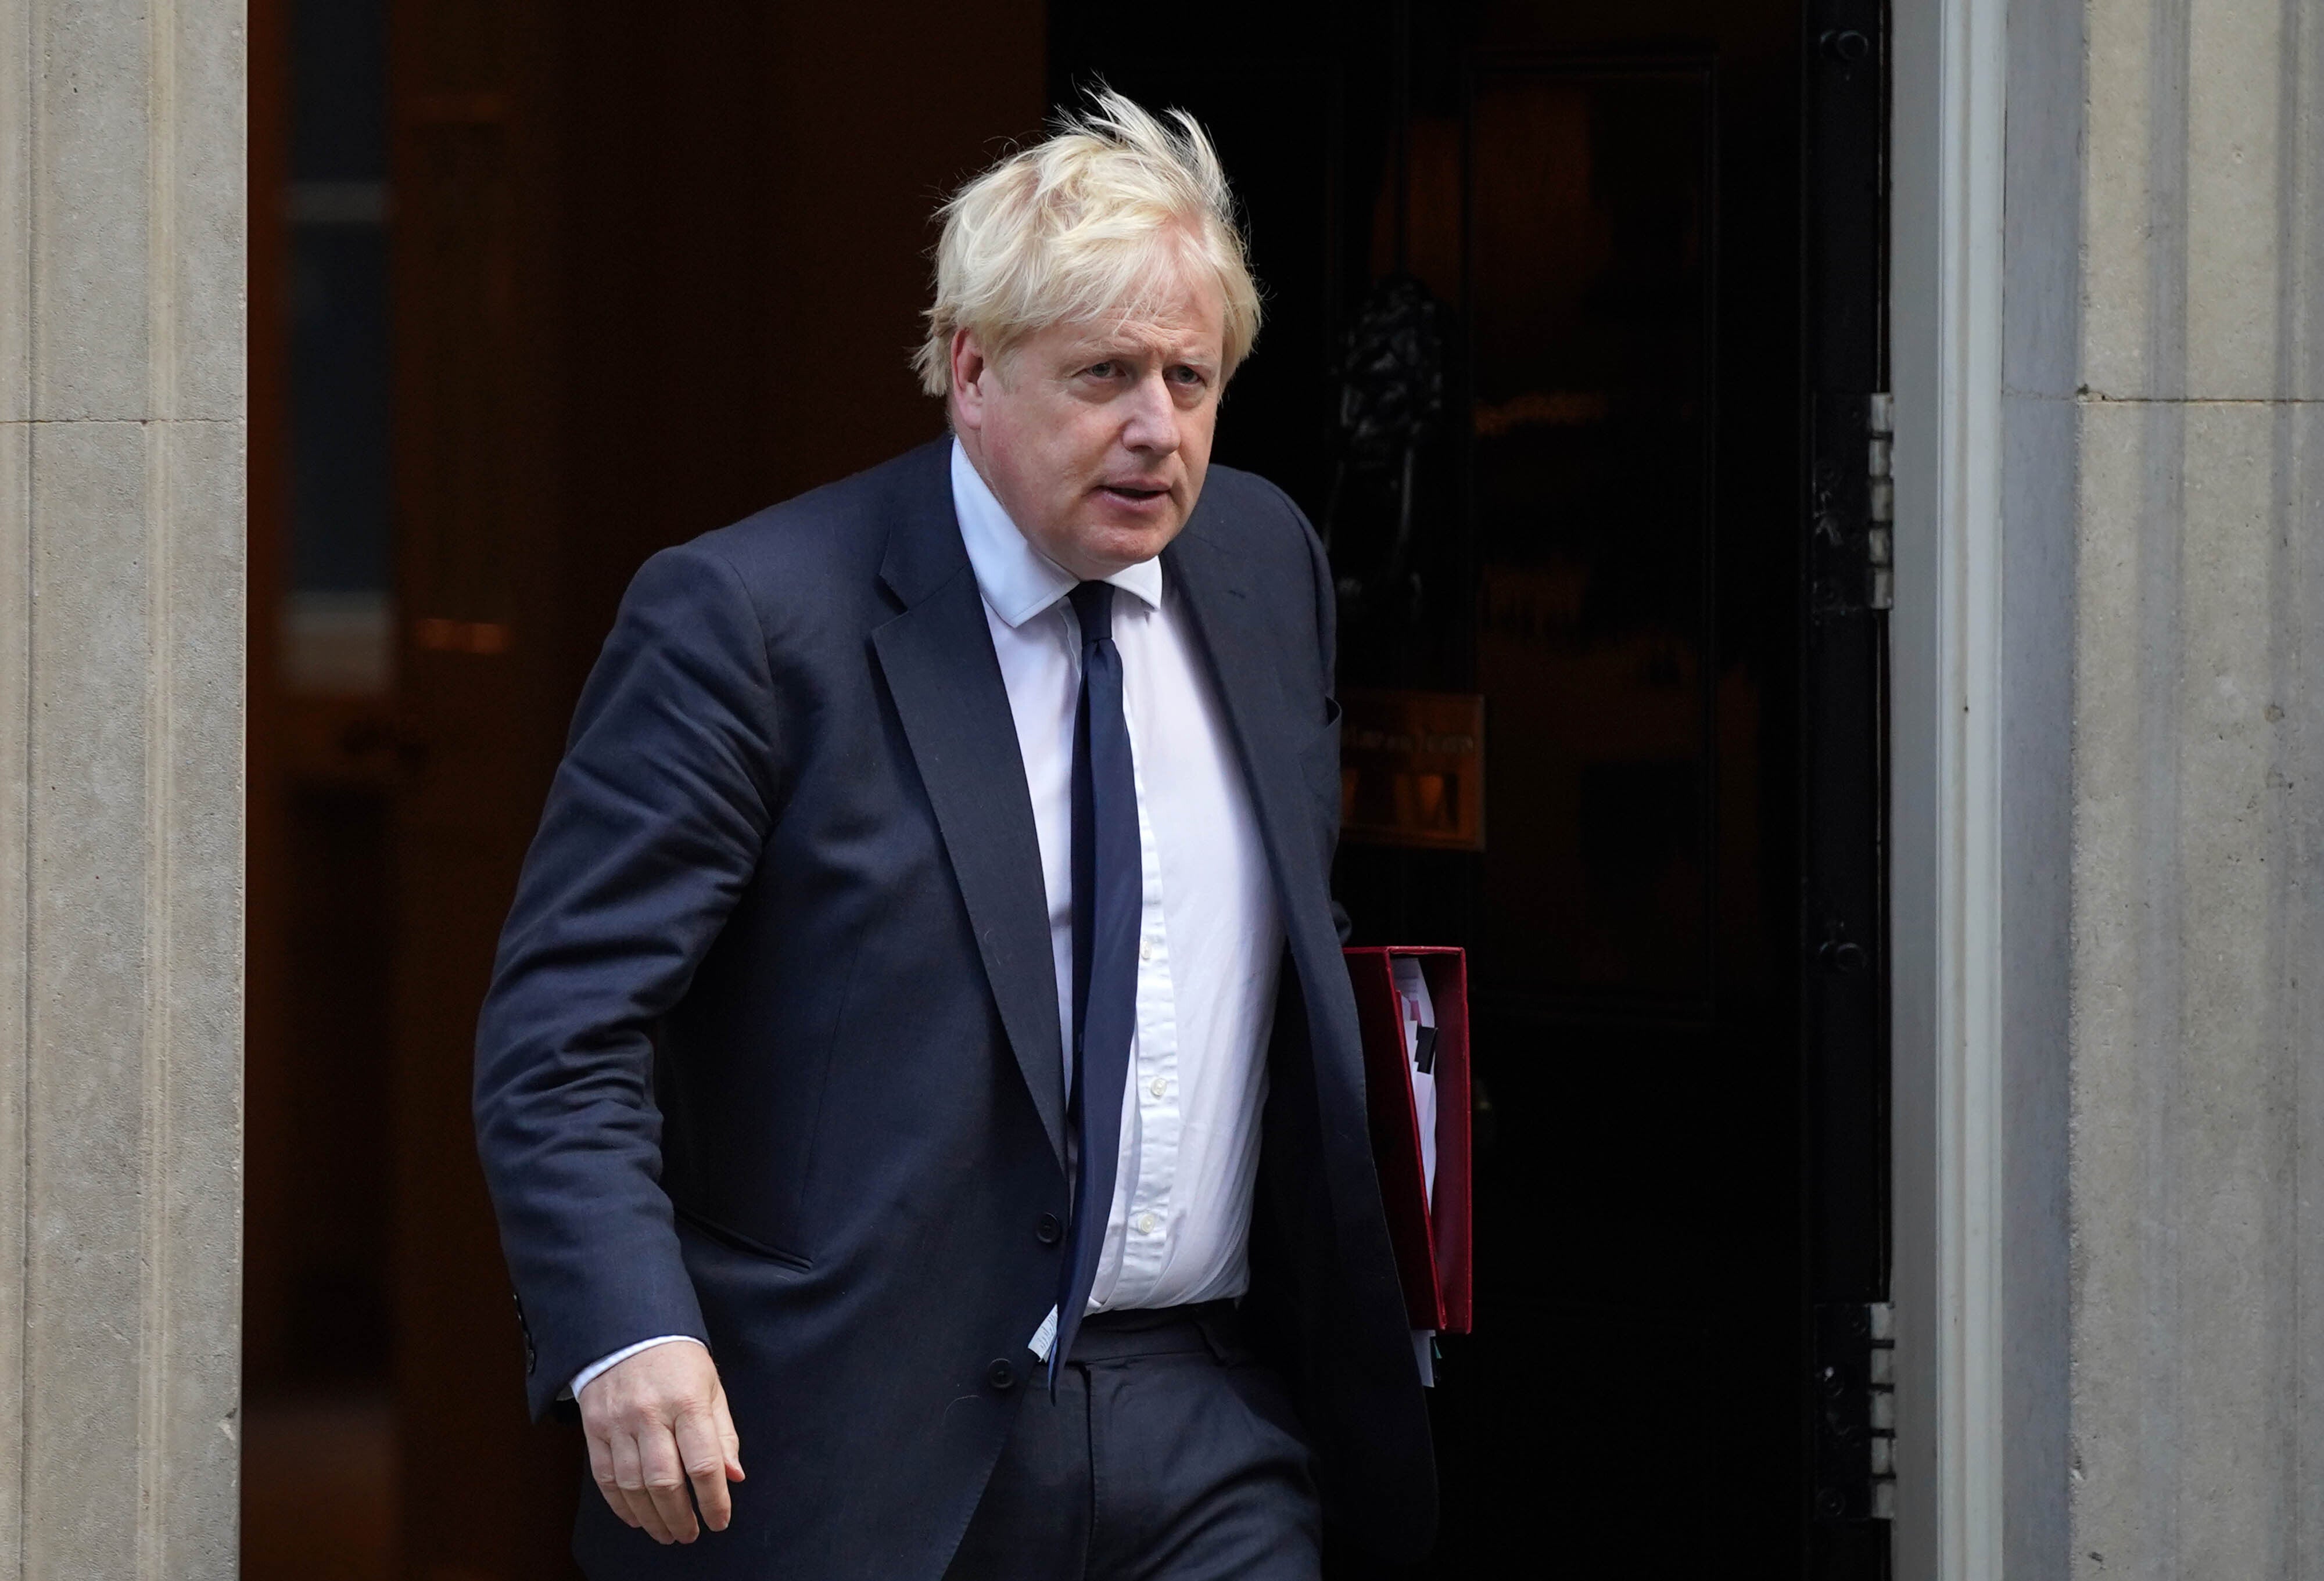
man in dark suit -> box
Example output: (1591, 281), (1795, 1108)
(474, 91), (1433, 1579)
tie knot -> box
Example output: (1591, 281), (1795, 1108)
(1067, 580), (1114, 645)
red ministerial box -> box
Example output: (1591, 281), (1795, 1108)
(1343, 946), (1472, 1334)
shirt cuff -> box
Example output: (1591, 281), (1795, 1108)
(565, 1335), (706, 1402)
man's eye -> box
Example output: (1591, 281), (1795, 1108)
(1086, 361), (1120, 379)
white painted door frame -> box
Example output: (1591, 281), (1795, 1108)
(1889, 0), (2010, 1575)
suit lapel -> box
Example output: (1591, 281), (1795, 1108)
(871, 452), (1066, 1167)
(1164, 528), (1340, 987)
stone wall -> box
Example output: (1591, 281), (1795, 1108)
(2018, 0), (2324, 1572)
(0, 0), (245, 1575)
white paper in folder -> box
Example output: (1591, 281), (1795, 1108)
(1391, 957), (1441, 1388)
(1389, 957), (1439, 1209)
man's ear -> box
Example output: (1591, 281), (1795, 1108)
(950, 329), (991, 433)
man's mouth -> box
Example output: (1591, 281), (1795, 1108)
(1097, 482), (1170, 506)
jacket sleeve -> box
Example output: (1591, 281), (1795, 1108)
(473, 540), (785, 1420)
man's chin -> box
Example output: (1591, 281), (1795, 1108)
(1066, 516), (1185, 574)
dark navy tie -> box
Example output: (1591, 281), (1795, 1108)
(1051, 580), (1141, 1391)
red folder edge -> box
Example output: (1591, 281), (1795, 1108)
(1343, 946), (1472, 1334)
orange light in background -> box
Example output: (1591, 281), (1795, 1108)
(1337, 689), (1486, 851)
(412, 617), (511, 655)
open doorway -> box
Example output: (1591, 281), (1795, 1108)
(1057, 3), (1893, 1571)
(243, 2), (1889, 1576)
(245, 3), (1048, 1575)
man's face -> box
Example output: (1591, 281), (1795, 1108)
(951, 261), (1226, 581)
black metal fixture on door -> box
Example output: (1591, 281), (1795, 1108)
(1320, 0), (1448, 638)
(1802, 0), (1893, 1569)
(1321, 273), (1448, 627)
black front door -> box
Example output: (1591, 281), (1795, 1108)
(1055, 1), (1892, 1575)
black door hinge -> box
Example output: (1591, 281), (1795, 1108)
(1812, 1300), (1896, 1522)
(1865, 393), (1893, 609)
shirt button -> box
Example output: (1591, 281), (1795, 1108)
(1149, 1077), (1168, 1099)
(987, 1357), (1017, 1391)
(1135, 1211), (1159, 1235)
(1035, 1212), (1063, 1245)
(1139, 943), (1153, 962)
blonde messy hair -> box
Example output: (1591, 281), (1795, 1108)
(914, 88), (1263, 397)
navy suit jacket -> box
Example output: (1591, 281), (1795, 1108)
(474, 439), (1435, 1578)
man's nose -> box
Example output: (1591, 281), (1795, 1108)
(1120, 373), (1181, 455)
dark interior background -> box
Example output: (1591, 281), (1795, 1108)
(243, 2), (1868, 1576)
(1059, 5), (1826, 1575)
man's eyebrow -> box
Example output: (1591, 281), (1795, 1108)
(1056, 331), (1220, 367)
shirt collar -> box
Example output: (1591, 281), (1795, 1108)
(950, 437), (1164, 630)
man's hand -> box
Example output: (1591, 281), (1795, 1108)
(578, 1341), (745, 1543)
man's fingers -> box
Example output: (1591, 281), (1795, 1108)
(611, 1431), (679, 1544)
(711, 1384), (745, 1482)
(584, 1431), (639, 1529)
(637, 1425), (702, 1544)
(676, 1407), (736, 1532)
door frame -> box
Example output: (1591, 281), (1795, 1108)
(210, 0), (2038, 1571)
(1888, 0), (2015, 1575)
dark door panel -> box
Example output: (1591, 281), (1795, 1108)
(1057, 1), (1888, 1574)
(1468, 58), (1719, 1016)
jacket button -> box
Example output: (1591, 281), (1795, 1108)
(987, 1358), (1017, 1391)
(1035, 1213), (1063, 1245)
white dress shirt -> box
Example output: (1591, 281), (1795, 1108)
(571, 440), (1284, 1399)
(950, 439), (1283, 1316)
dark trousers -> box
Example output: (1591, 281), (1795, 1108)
(945, 1303), (1322, 1581)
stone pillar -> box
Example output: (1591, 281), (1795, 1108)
(1899, 0), (2322, 1568)
(2007, 0), (2324, 1572)
(0, 1), (245, 1576)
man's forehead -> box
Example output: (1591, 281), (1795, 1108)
(1048, 310), (1222, 361)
